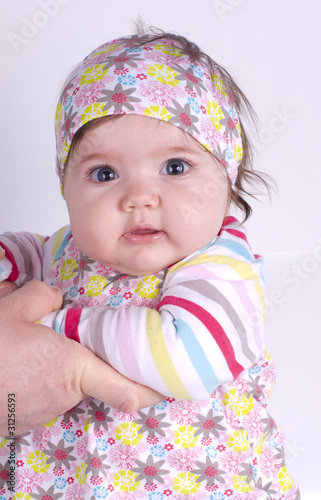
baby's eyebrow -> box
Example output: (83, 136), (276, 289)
(149, 143), (203, 158)
(70, 151), (112, 166)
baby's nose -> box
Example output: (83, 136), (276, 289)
(121, 183), (160, 211)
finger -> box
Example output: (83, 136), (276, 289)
(80, 351), (164, 412)
(0, 281), (18, 298)
(0, 245), (5, 259)
(1, 280), (63, 323)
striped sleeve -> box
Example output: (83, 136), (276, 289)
(0, 226), (71, 285)
(44, 217), (266, 400)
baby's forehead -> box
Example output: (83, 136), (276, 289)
(74, 114), (204, 156)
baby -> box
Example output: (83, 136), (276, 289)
(0, 30), (300, 498)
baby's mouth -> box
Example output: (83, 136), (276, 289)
(123, 225), (165, 244)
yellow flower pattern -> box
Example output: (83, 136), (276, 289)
(134, 275), (161, 299)
(86, 275), (108, 296)
(75, 462), (88, 484)
(233, 474), (254, 492)
(83, 416), (91, 432)
(81, 103), (108, 125)
(173, 472), (201, 495)
(0, 438), (7, 448)
(55, 101), (62, 135)
(206, 100), (224, 131)
(115, 422), (143, 446)
(60, 258), (77, 280)
(154, 43), (183, 57)
(13, 494), (32, 500)
(147, 64), (180, 86)
(43, 417), (58, 428)
(227, 430), (250, 452)
(234, 394), (255, 417)
(253, 434), (266, 456)
(222, 387), (239, 408)
(93, 44), (120, 57)
(113, 469), (140, 491)
(61, 140), (71, 165)
(144, 105), (173, 121)
(233, 144), (243, 162)
(211, 73), (227, 96)
(174, 425), (198, 448)
(80, 64), (109, 85)
(26, 450), (50, 473)
(223, 389), (255, 417)
(278, 467), (294, 492)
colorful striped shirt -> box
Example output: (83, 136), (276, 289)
(0, 216), (266, 399)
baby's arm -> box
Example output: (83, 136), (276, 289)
(43, 218), (266, 400)
(0, 226), (72, 288)
(0, 230), (56, 285)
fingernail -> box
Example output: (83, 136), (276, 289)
(51, 285), (62, 295)
(0, 285), (13, 298)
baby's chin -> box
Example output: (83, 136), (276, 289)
(111, 264), (165, 277)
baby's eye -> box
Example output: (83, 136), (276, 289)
(161, 159), (190, 176)
(91, 166), (118, 182)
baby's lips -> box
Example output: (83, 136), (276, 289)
(123, 224), (161, 237)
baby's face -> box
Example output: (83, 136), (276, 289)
(63, 115), (230, 275)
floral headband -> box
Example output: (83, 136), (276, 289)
(55, 34), (243, 184)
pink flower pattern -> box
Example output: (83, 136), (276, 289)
(169, 400), (201, 425)
(16, 468), (43, 492)
(243, 409), (265, 438)
(220, 451), (244, 474)
(259, 448), (281, 478)
(109, 445), (139, 468)
(74, 81), (105, 108)
(140, 80), (177, 106)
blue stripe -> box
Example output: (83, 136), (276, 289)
(54, 317), (62, 334)
(215, 238), (266, 285)
(173, 318), (218, 394)
(53, 230), (72, 262)
(216, 237), (254, 262)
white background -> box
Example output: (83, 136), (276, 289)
(1, 0), (320, 496)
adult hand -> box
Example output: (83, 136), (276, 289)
(0, 280), (163, 436)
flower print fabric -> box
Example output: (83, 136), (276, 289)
(55, 35), (243, 184)
(0, 351), (300, 498)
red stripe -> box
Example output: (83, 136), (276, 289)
(0, 242), (19, 281)
(157, 296), (243, 378)
(224, 228), (248, 242)
(65, 308), (82, 343)
(220, 215), (238, 230)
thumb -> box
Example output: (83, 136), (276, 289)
(0, 281), (18, 297)
(2, 280), (63, 323)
